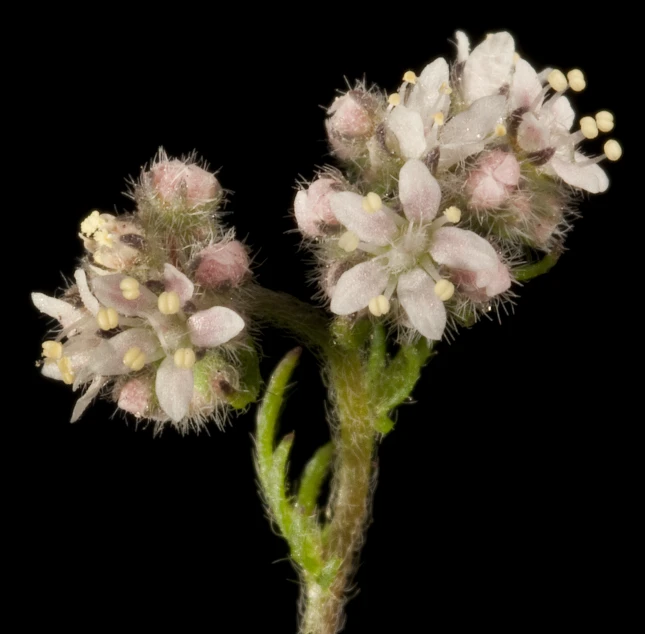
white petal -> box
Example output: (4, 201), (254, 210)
(455, 31), (470, 63)
(74, 269), (100, 316)
(387, 105), (427, 159)
(294, 189), (321, 237)
(397, 268), (446, 341)
(441, 95), (506, 146)
(484, 261), (512, 297)
(399, 159), (441, 223)
(430, 227), (498, 273)
(164, 263), (194, 305)
(517, 112), (550, 152)
(31, 293), (82, 328)
(188, 306), (245, 348)
(91, 274), (158, 317)
(463, 32), (515, 103)
(439, 141), (488, 169)
(330, 260), (389, 315)
(407, 58), (450, 118)
(550, 155), (609, 194)
(155, 356), (194, 422)
(510, 58), (543, 112)
(71, 376), (107, 423)
(330, 192), (397, 246)
(542, 95), (575, 132)
(87, 328), (164, 376)
(42, 361), (63, 380)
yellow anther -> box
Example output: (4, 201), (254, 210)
(434, 279), (455, 301)
(123, 347), (147, 372)
(580, 116), (599, 139)
(595, 111), (615, 133)
(158, 291), (181, 315)
(495, 123), (507, 137)
(42, 340), (63, 360)
(120, 277), (140, 300)
(403, 70), (417, 84)
(439, 82), (453, 95)
(547, 69), (568, 92)
(338, 231), (360, 253)
(93, 229), (114, 248)
(388, 93), (401, 107)
(362, 192), (383, 213)
(433, 112), (445, 126)
(604, 139), (622, 161)
(368, 295), (390, 317)
(57, 356), (74, 385)
(174, 348), (196, 370)
(97, 307), (119, 331)
(80, 210), (105, 237)
(443, 206), (462, 223)
(567, 69), (586, 92)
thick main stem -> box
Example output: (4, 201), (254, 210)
(301, 350), (376, 634)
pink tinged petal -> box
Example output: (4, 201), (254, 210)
(155, 356), (194, 422)
(88, 328), (164, 376)
(543, 95), (575, 131)
(91, 274), (157, 317)
(74, 269), (100, 316)
(510, 58), (543, 111)
(387, 105), (427, 159)
(397, 268), (446, 341)
(467, 171), (508, 209)
(330, 260), (389, 315)
(31, 293), (82, 328)
(294, 189), (321, 237)
(441, 95), (507, 146)
(164, 263), (194, 305)
(485, 261), (512, 297)
(188, 306), (245, 348)
(330, 192), (397, 246)
(399, 159), (441, 223)
(455, 31), (470, 63)
(71, 376), (107, 423)
(493, 152), (521, 187)
(430, 227), (498, 273)
(407, 58), (450, 117)
(549, 155), (609, 194)
(463, 32), (515, 102)
(195, 241), (250, 288)
(118, 378), (153, 418)
(517, 112), (551, 152)
(327, 92), (374, 138)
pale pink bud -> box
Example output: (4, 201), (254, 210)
(294, 178), (342, 237)
(150, 160), (221, 208)
(117, 378), (152, 418)
(466, 150), (521, 209)
(327, 91), (377, 139)
(451, 260), (512, 303)
(195, 241), (250, 288)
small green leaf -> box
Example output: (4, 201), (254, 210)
(298, 442), (334, 516)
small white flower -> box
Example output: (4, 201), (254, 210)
(328, 160), (510, 340)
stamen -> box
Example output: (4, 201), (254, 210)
(434, 279), (455, 301)
(547, 69), (568, 92)
(97, 307), (119, 331)
(120, 277), (140, 300)
(439, 82), (453, 95)
(42, 340), (63, 360)
(93, 230), (114, 248)
(596, 111), (615, 133)
(403, 70), (417, 84)
(579, 116), (599, 139)
(174, 348), (196, 370)
(443, 206), (462, 223)
(604, 140), (622, 161)
(495, 123), (507, 137)
(567, 69), (586, 92)
(362, 192), (383, 213)
(158, 291), (181, 315)
(57, 356), (74, 384)
(368, 295), (390, 317)
(338, 231), (360, 253)
(388, 94), (401, 107)
(80, 210), (105, 237)
(123, 347), (146, 372)
(433, 112), (445, 127)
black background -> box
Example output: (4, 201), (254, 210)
(16, 10), (635, 632)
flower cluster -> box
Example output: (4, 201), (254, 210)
(295, 31), (621, 340)
(33, 152), (255, 432)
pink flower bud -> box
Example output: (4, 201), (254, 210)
(150, 159), (221, 208)
(466, 150), (521, 209)
(117, 378), (152, 418)
(294, 178), (342, 237)
(327, 91), (377, 139)
(451, 260), (512, 303)
(195, 241), (250, 288)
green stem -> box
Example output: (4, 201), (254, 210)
(514, 250), (561, 282)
